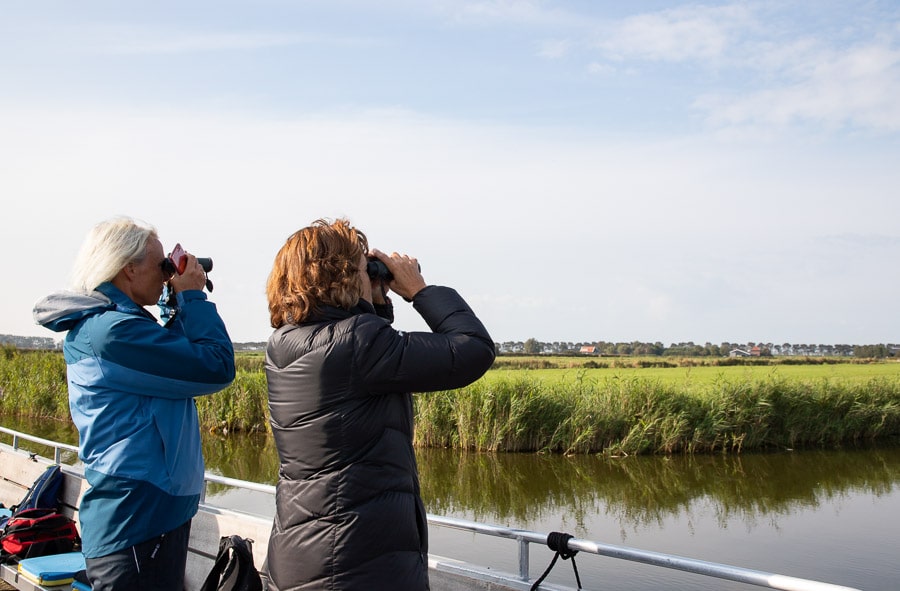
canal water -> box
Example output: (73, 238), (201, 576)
(4, 417), (898, 591)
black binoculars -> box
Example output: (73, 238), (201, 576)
(366, 257), (420, 282)
(366, 259), (393, 281)
(163, 243), (214, 292)
(161, 257), (213, 277)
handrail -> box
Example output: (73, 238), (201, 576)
(1, 427), (863, 591)
(201, 472), (276, 502)
(0, 426), (79, 464)
(427, 515), (862, 591)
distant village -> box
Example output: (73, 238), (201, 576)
(494, 340), (899, 358)
(4, 334), (897, 358)
(0, 334), (272, 352)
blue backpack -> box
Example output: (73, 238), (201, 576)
(0, 465), (63, 530)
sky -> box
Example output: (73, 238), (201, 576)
(2, 0), (899, 346)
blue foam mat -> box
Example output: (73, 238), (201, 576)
(17, 552), (86, 586)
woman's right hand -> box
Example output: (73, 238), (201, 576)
(170, 253), (208, 293)
(370, 248), (426, 301)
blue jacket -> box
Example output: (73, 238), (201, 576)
(33, 283), (235, 557)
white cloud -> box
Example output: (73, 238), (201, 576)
(698, 42), (900, 132)
(574, 3), (900, 134)
(592, 4), (753, 63)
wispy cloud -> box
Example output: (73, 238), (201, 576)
(591, 4), (754, 63)
(698, 42), (900, 132)
(580, 2), (900, 134)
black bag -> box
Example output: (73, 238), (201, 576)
(200, 535), (263, 591)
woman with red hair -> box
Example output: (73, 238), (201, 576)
(263, 218), (494, 590)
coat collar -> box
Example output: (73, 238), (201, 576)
(305, 299), (375, 323)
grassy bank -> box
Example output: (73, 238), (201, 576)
(3, 346), (899, 454)
(414, 372), (900, 454)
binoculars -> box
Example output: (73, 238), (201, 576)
(366, 258), (393, 281)
(366, 257), (420, 283)
(163, 243), (214, 292)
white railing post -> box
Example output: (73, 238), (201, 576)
(518, 537), (530, 581)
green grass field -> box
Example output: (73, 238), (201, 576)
(486, 359), (900, 387)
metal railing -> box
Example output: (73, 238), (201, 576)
(2, 427), (864, 591)
(203, 469), (861, 591)
(0, 426), (79, 464)
(427, 515), (862, 591)
(201, 472), (276, 502)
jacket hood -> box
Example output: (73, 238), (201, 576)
(33, 290), (115, 332)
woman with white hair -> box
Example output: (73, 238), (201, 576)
(33, 216), (235, 591)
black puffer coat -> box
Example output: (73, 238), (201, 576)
(264, 286), (495, 591)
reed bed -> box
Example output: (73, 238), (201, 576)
(0, 347), (69, 418)
(413, 373), (900, 454)
(0, 346), (269, 435)
(3, 346), (899, 454)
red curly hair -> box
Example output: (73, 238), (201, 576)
(267, 218), (369, 328)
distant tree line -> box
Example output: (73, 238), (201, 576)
(502, 340), (899, 358)
(1, 334), (269, 353)
(4, 333), (897, 359)
(0, 334), (58, 350)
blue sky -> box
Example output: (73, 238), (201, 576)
(2, 1), (899, 345)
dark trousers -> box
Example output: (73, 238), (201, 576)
(85, 520), (192, 591)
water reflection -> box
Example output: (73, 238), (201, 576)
(417, 447), (900, 537)
(0, 416), (81, 464)
(201, 430), (280, 484)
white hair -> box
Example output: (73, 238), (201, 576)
(69, 216), (159, 293)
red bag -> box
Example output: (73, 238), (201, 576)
(0, 508), (79, 559)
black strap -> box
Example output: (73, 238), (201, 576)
(530, 531), (582, 590)
(199, 537), (241, 591)
(200, 536), (262, 591)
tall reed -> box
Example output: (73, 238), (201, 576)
(413, 372), (900, 454)
(3, 348), (899, 454)
(0, 347), (69, 418)
(195, 370), (271, 433)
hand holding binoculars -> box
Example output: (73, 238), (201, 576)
(163, 243), (214, 292)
